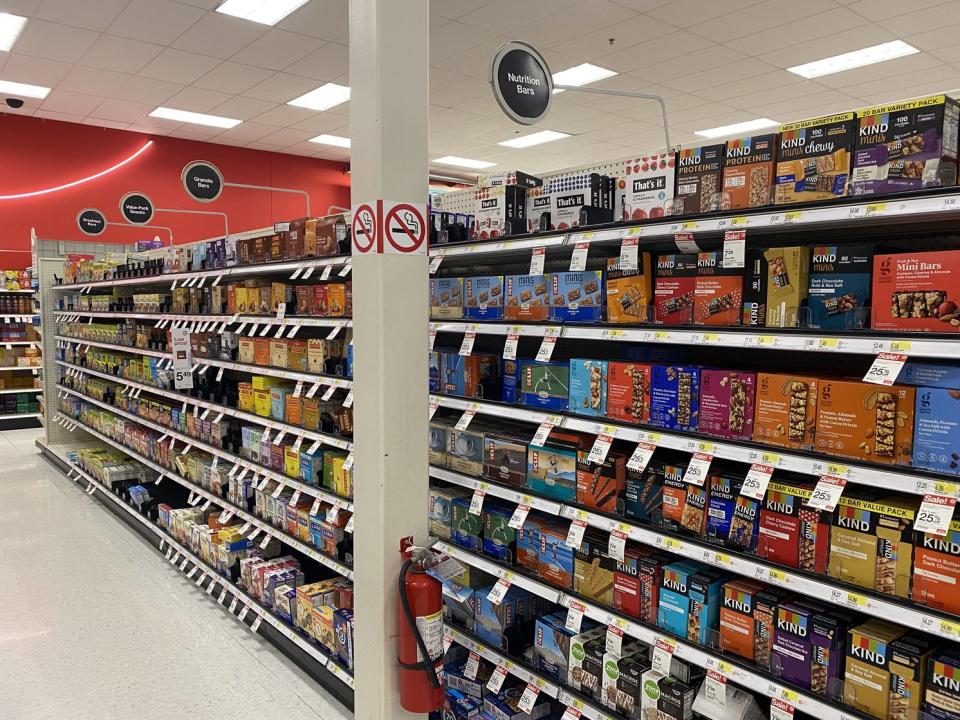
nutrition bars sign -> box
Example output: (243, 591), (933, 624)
(490, 41), (553, 125)
(119, 192), (154, 224)
(76, 208), (106, 236)
(182, 160), (224, 202)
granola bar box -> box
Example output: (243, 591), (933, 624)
(686, 568), (726, 646)
(698, 369), (755, 441)
(913, 387), (960, 476)
(606, 361), (652, 425)
(722, 133), (777, 209)
(718, 578), (766, 662)
(430, 277), (463, 319)
(770, 600), (848, 694)
(605, 256), (652, 324)
(742, 246), (769, 326)
(764, 246), (810, 328)
(693, 251), (743, 326)
(757, 481), (830, 573)
(914, 518), (960, 614)
(549, 271), (603, 323)
(654, 254), (697, 324)
(774, 112), (856, 205)
(676, 143), (725, 215)
(924, 648), (960, 720)
(650, 365), (700, 432)
(851, 94), (960, 196)
(568, 359), (608, 418)
(843, 620), (908, 720)
(871, 250), (960, 333)
(464, 276), (504, 321)
(753, 373), (818, 450)
(504, 274), (549, 322)
(808, 245), (873, 330)
(618, 152), (676, 221)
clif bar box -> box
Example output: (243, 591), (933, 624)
(775, 112), (856, 204)
(675, 144), (724, 215)
(464, 276), (504, 321)
(871, 250), (960, 333)
(723, 134), (776, 209)
(504, 274), (549, 322)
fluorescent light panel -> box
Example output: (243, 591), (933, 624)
(498, 130), (570, 148)
(694, 118), (779, 139)
(553, 63), (617, 88)
(0, 12), (27, 52)
(433, 156), (496, 169)
(0, 79), (50, 100)
(149, 107), (241, 129)
(288, 83), (351, 111)
(787, 40), (919, 79)
(309, 134), (351, 148)
(216, 0), (309, 25)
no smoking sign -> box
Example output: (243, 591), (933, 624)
(352, 199), (427, 255)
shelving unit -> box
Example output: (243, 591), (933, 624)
(0, 287), (41, 429)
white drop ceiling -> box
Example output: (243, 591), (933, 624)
(1, 0), (960, 177)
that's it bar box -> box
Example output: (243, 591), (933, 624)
(693, 251), (743, 326)
(676, 144), (725, 215)
(775, 112), (856, 204)
(872, 250), (960, 333)
(654, 254), (697, 324)
(619, 152), (676, 221)
(464, 276), (504, 321)
(473, 185), (527, 240)
(723, 134), (777, 209)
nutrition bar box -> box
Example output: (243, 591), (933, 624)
(807, 245), (873, 330)
(504, 274), (549, 322)
(675, 144), (725, 215)
(693, 251), (743, 326)
(654, 254), (698, 324)
(774, 112), (856, 204)
(549, 271), (603, 323)
(722, 134), (777, 210)
(464, 276), (504, 321)
(606, 256), (653, 324)
(913, 387), (960, 476)
(618, 152), (676, 221)
(871, 250), (960, 333)
(650, 365), (700, 433)
(764, 246), (810, 328)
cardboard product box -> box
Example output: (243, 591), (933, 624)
(605, 255), (653, 324)
(451, 354), (500, 400)
(450, 496), (482, 552)
(872, 249), (960, 333)
(844, 619), (907, 719)
(518, 360), (569, 411)
(464, 276), (504, 321)
(448, 426), (485, 477)
(676, 144), (725, 215)
(474, 584), (524, 649)
(752, 587), (790, 673)
(770, 601), (821, 692)
(657, 560), (699, 637)
(481, 430), (529, 488)
(517, 515), (546, 574)
(473, 185), (527, 240)
(654, 254), (698, 324)
(576, 448), (627, 514)
(568, 359), (608, 418)
(549, 271), (603, 323)
(574, 529), (617, 604)
(613, 546), (648, 619)
(706, 471), (744, 544)
(527, 430), (583, 502)
(504, 274), (549, 321)
(533, 612), (600, 681)
(444, 689), (482, 720)
(239, 337), (256, 364)
(659, 461), (690, 533)
(693, 251), (743, 326)
(681, 481), (709, 537)
(270, 339), (288, 369)
(753, 373), (818, 450)
(815, 381), (915, 466)
(774, 113), (856, 204)
(727, 494), (761, 552)
(764, 246), (810, 328)
(253, 337), (271, 366)
(325, 284), (348, 317)
(913, 518), (960, 614)
(480, 170), (542, 189)
(525, 186), (552, 232)
(430, 278), (463, 319)
(538, 522), (575, 589)
(501, 358), (518, 404)
(650, 365), (700, 432)
(606, 361), (652, 426)
(647, 673), (696, 720)
(829, 494), (917, 599)
(429, 486), (467, 539)
(624, 457), (676, 524)
(618, 152), (676, 221)
(698, 370), (756, 441)
(719, 579), (766, 662)
(924, 649), (960, 720)
(808, 245), (874, 329)
(914, 387), (960, 476)
(899, 361), (960, 389)
(757, 481), (830, 573)
(811, 606), (857, 700)
(540, 173), (613, 231)
(600, 646), (651, 716)
(723, 133), (777, 210)
(634, 554), (667, 627)
(851, 95), (960, 196)
(568, 634), (606, 698)
(687, 568), (726, 646)
(484, 687), (552, 720)
(482, 502), (516, 563)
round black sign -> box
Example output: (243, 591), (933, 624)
(119, 192), (154, 224)
(181, 160), (223, 203)
(76, 208), (106, 236)
(490, 41), (553, 125)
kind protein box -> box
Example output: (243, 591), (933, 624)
(675, 144), (725, 215)
(775, 112), (856, 204)
(871, 250), (960, 333)
(722, 134), (777, 210)
(851, 94), (960, 196)
(605, 256), (652, 324)
(654, 254), (697, 324)
(753, 373), (818, 450)
(807, 245), (873, 330)
(693, 251), (743, 326)
(618, 151), (676, 221)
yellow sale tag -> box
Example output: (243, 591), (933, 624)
(866, 202), (886, 214)
(698, 441), (715, 453)
(940, 620), (960, 638)
(784, 211), (801, 222)
(768, 569), (787, 583)
(731, 217), (748, 226)
(718, 661), (733, 674)
(828, 463), (848, 477)
(648, 432), (662, 443)
(889, 340), (912, 352)
(715, 552), (732, 566)
(654, 331), (669, 341)
(847, 592), (867, 607)
(819, 338), (839, 348)
(935, 481), (959, 497)
(665, 538), (682, 550)
(761, 452), (780, 465)
(758, 335), (775, 345)
(682, 222), (698, 230)
(581, 232), (594, 240)
(703, 333), (720, 343)
(782, 689), (799, 703)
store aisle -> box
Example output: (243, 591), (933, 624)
(0, 429), (352, 720)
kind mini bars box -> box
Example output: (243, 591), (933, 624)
(654, 254), (697, 324)
(693, 251), (743, 326)
(775, 112), (856, 204)
(807, 245), (873, 330)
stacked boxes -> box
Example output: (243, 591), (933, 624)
(619, 152), (676, 221)
(693, 251), (743, 326)
(763, 246), (810, 327)
(807, 245), (873, 329)
(676, 144), (725, 215)
(654, 254), (698, 324)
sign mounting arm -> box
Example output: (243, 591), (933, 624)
(553, 84), (671, 152)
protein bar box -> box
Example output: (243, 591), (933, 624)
(675, 144), (725, 215)
(464, 276), (504, 321)
(871, 250), (960, 333)
(757, 481), (830, 573)
(549, 271), (603, 323)
(913, 387), (960, 476)
(774, 112), (856, 204)
(722, 134), (777, 210)
(698, 369), (755, 441)
(504, 274), (549, 322)
(807, 245), (873, 329)
(618, 151), (676, 221)
(605, 256), (652, 324)
(742, 246), (769, 326)
(753, 373), (818, 450)
(693, 251), (743, 326)
(654, 254), (698, 324)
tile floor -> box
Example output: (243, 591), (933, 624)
(0, 428), (353, 720)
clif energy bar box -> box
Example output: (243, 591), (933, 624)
(775, 112), (856, 204)
(807, 245), (873, 330)
(619, 152), (676, 221)
(722, 134), (776, 210)
(654, 254), (697, 324)
(675, 144), (724, 215)
(872, 250), (960, 333)
(464, 276), (504, 321)
(504, 274), (549, 322)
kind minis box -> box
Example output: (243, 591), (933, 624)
(654, 254), (697, 324)
(605, 256), (652, 324)
(807, 245), (873, 330)
(913, 518), (960, 614)
(650, 365), (700, 432)
(851, 94), (960, 196)
(913, 387), (960, 476)
(698, 369), (755, 441)
(464, 276), (504, 321)
(606, 361), (652, 425)
(693, 251), (743, 326)
(723, 133), (777, 209)
(774, 112), (856, 204)
(518, 360), (569, 411)
(764, 246), (810, 327)
(924, 649), (960, 720)
(872, 250), (960, 332)
(676, 143), (725, 215)
(430, 278), (463, 319)
(757, 481), (830, 573)
(550, 271), (603, 323)
(742, 246), (769, 326)
(718, 578), (765, 662)
(504, 274), (549, 321)
(619, 151), (676, 221)
(753, 373), (818, 450)
(568, 358), (608, 418)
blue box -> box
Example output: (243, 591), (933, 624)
(807, 245), (873, 330)
(650, 365), (700, 432)
(431, 278), (464, 319)
(657, 561), (700, 637)
(706, 473), (741, 543)
(899, 362), (960, 389)
(464, 276), (504, 321)
(549, 271), (603, 322)
(443, 353), (466, 397)
(568, 359), (608, 418)
(299, 447), (324, 486)
(502, 359), (518, 404)
(485, 688), (551, 720)
(444, 689), (483, 720)
(687, 568), (727, 645)
(474, 584), (524, 648)
(429, 351), (442, 392)
(518, 360), (569, 410)
(914, 387), (960, 476)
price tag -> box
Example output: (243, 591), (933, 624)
(428, 329), (436, 350)
(458, 331), (476, 357)
(343, 390), (354, 408)
(517, 684), (540, 714)
(626, 441), (656, 473)
(863, 352), (907, 386)
(302, 265), (316, 280)
(560, 707), (582, 720)
(770, 698), (794, 720)
(531, 421), (555, 447)
(342, 452), (354, 472)
(587, 433), (614, 464)
(914, 494), (957, 537)
(275, 303), (286, 322)
(320, 265), (332, 281)
(619, 237), (638, 271)
(428, 399), (439, 420)
(529, 247), (546, 275)
(322, 385), (336, 401)
(508, 503), (531, 530)
(338, 262), (351, 277)
(469, 488), (486, 515)
(807, 475), (846, 512)
(652, 638), (676, 675)
(429, 254), (444, 275)
(327, 325), (342, 340)
(442, 633), (453, 655)
(238, 605), (250, 623)
(272, 482), (285, 499)
(344, 514), (354, 533)
(673, 232), (700, 253)
(706, 669), (727, 707)
(741, 464), (774, 500)
(259, 533), (271, 549)
(722, 230), (745, 268)
(683, 452), (712, 486)
(569, 242), (589, 271)
(608, 529), (627, 562)
(259, 323), (272, 337)
(565, 519), (587, 549)
(487, 577), (511, 605)
(487, 665), (509, 693)
(783, 211), (801, 224)
(502, 333), (519, 361)
(605, 625), (624, 656)
(565, 600), (586, 633)
(535, 334), (557, 362)
(310, 498), (322, 516)
(455, 409), (476, 431)
(326, 505), (340, 524)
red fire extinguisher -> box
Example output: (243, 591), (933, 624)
(398, 537), (445, 712)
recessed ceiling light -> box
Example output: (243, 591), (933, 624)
(216, 0), (309, 25)
(149, 107), (241, 129)
(433, 156), (496, 170)
(552, 63), (617, 94)
(498, 130), (570, 149)
(694, 118), (779, 139)
(0, 79), (50, 100)
(787, 40), (919, 79)
(288, 83), (351, 111)
(309, 134), (351, 148)
(0, 12), (27, 52)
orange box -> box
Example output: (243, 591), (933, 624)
(327, 284), (347, 317)
(287, 340), (307, 371)
(252, 338), (271, 366)
(238, 337), (256, 365)
(605, 256), (652, 323)
(313, 286), (329, 317)
(719, 579), (766, 662)
(286, 395), (303, 426)
(814, 381), (914, 466)
(913, 519), (960, 615)
(238, 383), (254, 413)
(722, 133), (776, 210)
(606, 361), (652, 425)
(226, 285), (237, 314)
(753, 373), (818, 450)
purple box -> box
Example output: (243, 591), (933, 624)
(810, 608), (854, 701)
(698, 370), (756, 441)
(771, 601), (851, 699)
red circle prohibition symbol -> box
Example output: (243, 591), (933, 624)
(352, 204), (377, 253)
(384, 203), (426, 253)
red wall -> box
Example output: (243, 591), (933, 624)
(0, 114), (351, 268)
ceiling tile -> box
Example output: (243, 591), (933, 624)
(107, 0), (205, 44)
(38, 89), (103, 115)
(439, 34), (511, 78)
(692, 69), (806, 103)
(429, 68), (465, 92)
(0, 53), (72, 86)
(58, 65), (131, 95)
(661, 58), (774, 95)
(876, 1), (960, 35)
(11, 18), (98, 63)
(229, 29), (324, 71)
(33, 109), (85, 123)
(550, 14), (678, 62)
(845, 0), (957, 20)
(171, 12), (268, 59)
(35, 0), (128, 32)
(647, 0), (764, 27)
(289, 112), (350, 134)
(169, 0), (221, 7)
(0, 0), (42, 14)
(456, 0), (581, 33)
(124, 119), (181, 135)
(277, 0), (348, 41)
(80, 35), (165, 74)
(164, 86), (234, 113)
(169, 126), (223, 140)
(688, 0), (836, 43)
(250, 104), (319, 127)
(749, 23), (895, 66)
(594, 30), (713, 73)
(81, 117), (129, 130)
(108, 75), (183, 105)
(640, 45), (746, 83)
(429, 21), (498, 63)
(88, 97), (154, 123)
(139, 48), (221, 84)
(430, 76), (488, 109)
(257, 127), (317, 148)
(514, 1), (639, 49)
(242, 72), (320, 103)
(906, 22), (960, 51)
(208, 95), (276, 120)
(192, 62), (274, 95)
(848, 63), (960, 100)
(430, 0), (494, 20)
(931, 46), (960, 63)
(283, 42), (348, 81)
(214, 121), (278, 142)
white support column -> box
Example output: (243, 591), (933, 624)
(349, 1), (430, 719)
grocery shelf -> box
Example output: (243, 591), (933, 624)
(0, 366), (41, 373)
(430, 466), (562, 515)
(40, 440), (354, 690)
(431, 235), (567, 260)
(0, 387), (41, 395)
(431, 321), (561, 338)
(0, 341), (39, 347)
(431, 395), (954, 498)
(55, 310), (353, 330)
(0, 288), (35, 294)
(53, 410), (354, 579)
(56, 335), (168, 358)
(192, 357), (352, 390)
(0, 411), (42, 420)
(0, 314), (39, 321)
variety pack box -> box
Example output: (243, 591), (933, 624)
(450, 496), (482, 552)
(764, 246), (810, 327)
(504, 274), (549, 322)
(619, 152), (676, 221)
(650, 365), (700, 432)
(429, 487), (466, 539)
(871, 250), (960, 333)
(569, 359), (608, 418)
(693, 251), (743, 326)
(698, 370), (755, 441)
(533, 613), (600, 681)
(518, 360), (569, 410)
(722, 134), (777, 209)
(774, 112), (856, 204)
(613, 547), (652, 619)
(654, 254), (698, 324)
(718, 579), (765, 662)
(753, 373), (818, 450)
(430, 278), (463, 319)
(829, 494), (917, 599)
(913, 519), (960, 615)
(448, 425), (485, 476)
(550, 271), (603, 323)
(913, 387), (960, 476)
(464, 276), (504, 321)
(605, 256), (653, 323)
(814, 381), (915, 466)
(568, 633), (606, 697)
(676, 144), (725, 215)
(807, 245), (873, 329)
(473, 185), (527, 239)
(924, 649), (960, 720)
(757, 481), (830, 573)
(851, 95), (960, 196)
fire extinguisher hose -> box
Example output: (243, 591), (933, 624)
(398, 558), (442, 689)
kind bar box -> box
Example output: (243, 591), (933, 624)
(693, 251), (743, 326)
(606, 256), (652, 324)
(742, 246), (768, 326)
(430, 278), (463, 319)
(569, 359), (608, 418)
(843, 620), (907, 720)
(764, 246), (810, 327)
(657, 561), (700, 638)
(504, 274), (549, 322)
(606, 361), (652, 425)
(550, 271), (603, 323)
(924, 649), (960, 720)
(914, 518), (960, 614)
(829, 494), (917, 599)
(676, 144), (725, 215)
(872, 250), (960, 333)
(814, 381), (915, 466)
(719, 579), (766, 662)
(753, 373), (818, 450)
(775, 112), (856, 204)
(914, 387), (960, 476)
(650, 365), (700, 432)
(757, 481), (830, 573)
(464, 276), (504, 321)
(808, 245), (873, 330)
(851, 95), (960, 196)
(698, 370), (755, 441)
(723, 134), (777, 209)
(654, 254), (697, 324)
(618, 152), (676, 221)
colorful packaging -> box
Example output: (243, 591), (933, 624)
(705, 472), (743, 543)
(722, 134), (777, 209)
(753, 373), (818, 450)
(741, 246), (769, 326)
(770, 601), (820, 692)
(657, 561), (699, 638)
(482, 503), (516, 563)
(843, 620), (907, 719)
(914, 387), (960, 476)
(600, 647), (651, 717)
(687, 568), (726, 646)
(568, 358), (608, 418)
(448, 426), (484, 476)
(754, 588), (790, 672)
(613, 546), (647, 619)
(764, 246), (810, 328)
(676, 144), (725, 215)
(518, 360), (569, 411)
(659, 462), (691, 532)
(727, 495), (761, 552)
(624, 458), (672, 524)
(504, 274), (549, 322)
(872, 250), (960, 333)
(807, 245), (873, 329)
(549, 271), (603, 323)
(576, 448), (627, 513)
(924, 649), (960, 720)
(698, 369), (755, 441)
(464, 276), (504, 321)
(574, 529), (617, 604)
(757, 481), (830, 573)
(430, 278), (463, 319)
(913, 519), (960, 615)
(774, 112), (856, 204)
(654, 254), (697, 324)
(482, 430), (529, 488)
(539, 522), (574, 589)
(473, 185), (527, 240)
(719, 579), (766, 662)
(693, 251), (743, 326)
(619, 152), (676, 221)
(450, 496), (482, 552)
(606, 256), (653, 324)
(650, 365), (700, 432)
(606, 361), (652, 426)
(527, 430), (583, 502)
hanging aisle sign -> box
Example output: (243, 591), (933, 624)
(181, 161), (224, 202)
(120, 192), (154, 224)
(490, 41), (553, 125)
(76, 208), (107, 236)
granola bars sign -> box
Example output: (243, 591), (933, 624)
(181, 160), (223, 202)
(490, 41), (553, 125)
